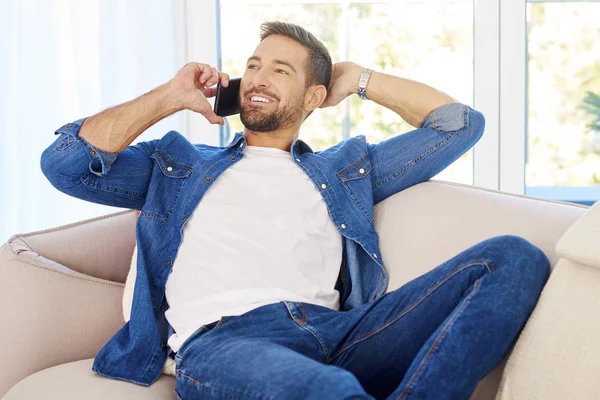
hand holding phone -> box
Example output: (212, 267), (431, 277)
(214, 77), (242, 117)
(169, 62), (230, 125)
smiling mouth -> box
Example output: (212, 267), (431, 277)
(247, 101), (273, 107)
(247, 94), (276, 104)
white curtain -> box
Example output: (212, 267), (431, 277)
(0, 0), (193, 242)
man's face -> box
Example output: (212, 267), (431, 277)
(240, 34), (310, 132)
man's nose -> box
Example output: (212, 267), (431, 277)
(250, 68), (270, 90)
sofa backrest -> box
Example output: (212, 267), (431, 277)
(375, 181), (587, 296)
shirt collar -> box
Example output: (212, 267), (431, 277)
(226, 131), (314, 154)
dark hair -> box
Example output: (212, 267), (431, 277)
(260, 21), (332, 89)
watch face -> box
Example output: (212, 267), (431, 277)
(359, 69), (371, 86)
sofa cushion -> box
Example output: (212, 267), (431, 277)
(2, 359), (177, 400)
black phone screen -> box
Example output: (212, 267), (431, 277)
(214, 77), (242, 117)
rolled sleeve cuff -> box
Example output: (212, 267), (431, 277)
(54, 118), (118, 177)
(420, 102), (470, 132)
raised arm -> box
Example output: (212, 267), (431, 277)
(41, 62), (230, 210)
(320, 62), (484, 205)
(320, 61), (457, 128)
(80, 62), (230, 153)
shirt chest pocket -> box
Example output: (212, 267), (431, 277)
(141, 150), (194, 222)
(337, 153), (375, 224)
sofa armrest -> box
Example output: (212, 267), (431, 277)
(15, 209), (138, 284)
(555, 200), (600, 269)
(496, 201), (600, 400)
(0, 212), (135, 397)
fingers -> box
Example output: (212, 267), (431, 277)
(202, 87), (218, 98)
(197, 95), (225, 125)
(196, 63), (229, 88)
(220, 72), (230, 87)
(198, 64), (214, 87)
(201, 67), (219, 88)
(204, 111), (225, 126)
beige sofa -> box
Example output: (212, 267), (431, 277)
(0, 180), (592, 400)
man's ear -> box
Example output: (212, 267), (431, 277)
(304, 85), (328, 112)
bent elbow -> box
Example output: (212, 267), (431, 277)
(465, 107), (486, 145)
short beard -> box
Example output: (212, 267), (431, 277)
(240, 98), (303, 132)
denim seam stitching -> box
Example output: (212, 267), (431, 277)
(284, 302), (331, 363)
(140, 174), (189, 222)
(91, 366), (150, 386)
(176, 370), (201, 388)
(372, 131), (456, 193)
(80, 175), (147, 199)
(397, 278), (482, 400)
(372, 263), (386, 298)
(329, 260), (491, 361)
(75, 136), (112, 175)
(337, 152), (371, 179)
(177, 370), (272, 400)
(338, 165), (373, 182)
(140, 347), (163, 383)
(56, 135), (77, 151)
(339, 181), (375, 225)
(302, 322), (332, 363)
(431, 111), (439, 130)
(298, 303), (332, 363)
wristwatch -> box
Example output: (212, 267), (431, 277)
(357, 68), (373, 100)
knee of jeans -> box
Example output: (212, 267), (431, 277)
(307, 368), (368, 399)
(488, 235), (551, 284)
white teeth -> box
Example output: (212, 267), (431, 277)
(251, 96), (271, 103)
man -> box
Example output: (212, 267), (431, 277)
(41, 21), (550, 400)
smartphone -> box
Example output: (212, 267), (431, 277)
(214, 77), (242, 117)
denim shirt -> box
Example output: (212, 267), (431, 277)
(40, 102), (484, 386)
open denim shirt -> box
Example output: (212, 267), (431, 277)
(40, 102), (484, 386)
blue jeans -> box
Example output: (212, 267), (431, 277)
(174, 235), (550, 400)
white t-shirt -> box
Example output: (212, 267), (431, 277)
(164, 144), (343, 352)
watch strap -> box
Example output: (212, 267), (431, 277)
(357, 68), (373, 100)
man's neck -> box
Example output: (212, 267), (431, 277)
(243, 126), (300, 152)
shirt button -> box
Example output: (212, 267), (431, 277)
(181, 216), (186, 221)
(230, 157), (236, 161)
(90, 149), (97, 156)
(373, 253), (378, 259)
(161, 343), (166, 349)
(296, 158), (301, 162)
(340, 224), (346, 229)
(205, 177), (211, 182)
(239, 143), (244, 148)
(65, 124), (71, 129)
(321, 184), (327, 189)
(167, 260), (172, 265)
(359, 168), (365, 174)
(167, 166), (173, 172)
(152, 305), (156, 310)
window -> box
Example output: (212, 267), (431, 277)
(217, 0), (600, 205)
(525, 1), (600, 205)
